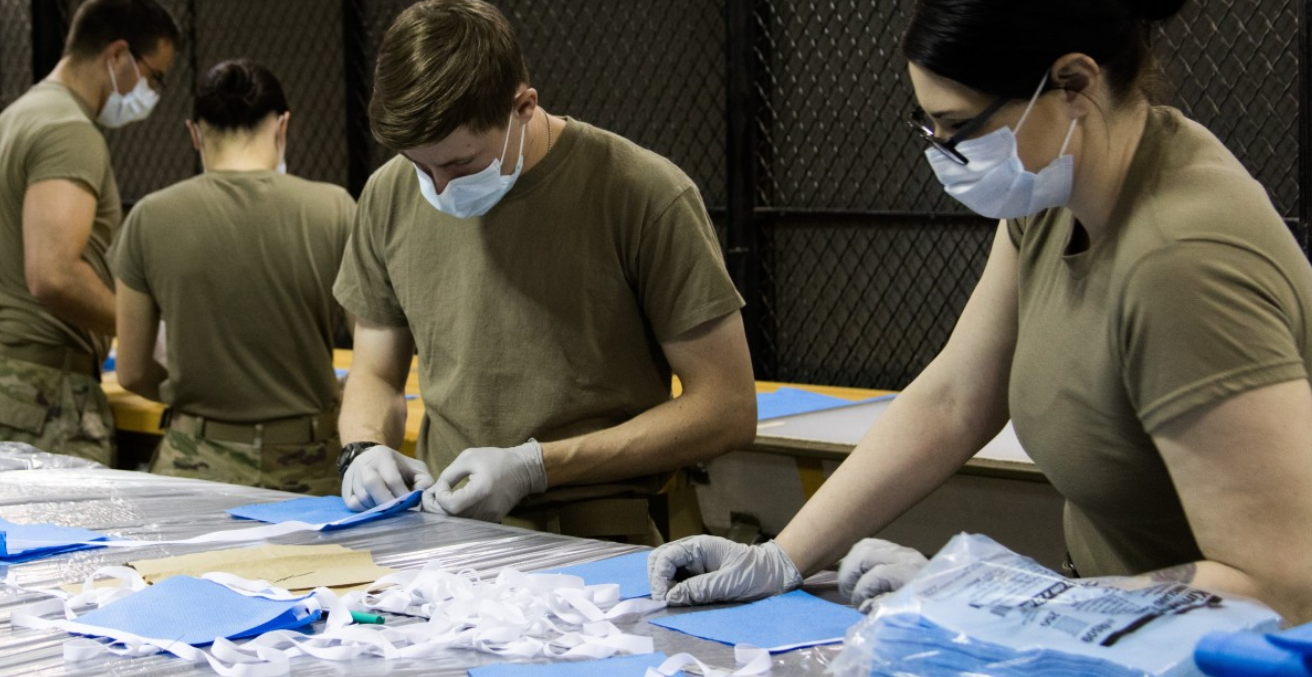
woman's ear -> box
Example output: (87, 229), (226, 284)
(1051, 53), (1102, 119)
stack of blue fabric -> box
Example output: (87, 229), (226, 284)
(1196, 620), (1312, 676)
(0, 517), (108, 563)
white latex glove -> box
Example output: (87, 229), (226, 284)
(342, 445), (434, 511)
(424, 439), (547, 522)
(837, 538), (929, 612)
(648, 536), (803, 606)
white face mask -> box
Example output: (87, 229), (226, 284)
(414, 114), (526, 219)
(926, 74), (1078, 220)
(98, 57), (159, 129)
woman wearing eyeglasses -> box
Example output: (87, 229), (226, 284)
(649, 0), (1312, 624)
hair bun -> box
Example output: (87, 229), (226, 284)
(214, 62), (257, 103)
(1124, 0), (1186, 22)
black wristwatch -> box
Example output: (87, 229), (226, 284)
(337, 440), (381, 477)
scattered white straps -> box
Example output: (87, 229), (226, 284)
(646, 645), (774, 677)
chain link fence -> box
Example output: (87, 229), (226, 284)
(0, 0), (1305, 390)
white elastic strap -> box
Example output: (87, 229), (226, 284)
(1014, 70), (1052, 133)
(646, 645), (773, 677)
(1058, 118), (1079, 156)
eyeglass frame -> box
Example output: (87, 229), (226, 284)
(907, 96), (1010, 165)
(128, 47), (167, 93)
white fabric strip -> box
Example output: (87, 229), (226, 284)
(646, 645), (774, 677)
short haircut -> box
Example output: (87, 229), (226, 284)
(194, 60), (289, 132)
(64, 0), (182, 60)
(369, 0), (530, 150)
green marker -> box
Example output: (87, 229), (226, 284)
(349, 610), (384, 625)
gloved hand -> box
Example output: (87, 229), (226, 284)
(648, 536), (803, 606)
(837, 538), (929, 612)
(342, 445), (435, 512)
(424, 439), (547, 522)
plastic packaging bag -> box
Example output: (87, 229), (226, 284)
(0, 442), (104, 471)
(830, 533), (1280, 677)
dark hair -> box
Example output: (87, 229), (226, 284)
(193, 60), (289, 132)
(902, 0), (1187, 103)
(64, 0), (181, 60)
(369, 0), (529, 150)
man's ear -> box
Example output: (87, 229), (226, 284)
(512, 86), (538, 125)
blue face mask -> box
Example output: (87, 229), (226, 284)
(926, 73), (1079, 220)
(415, 114), (526, 219)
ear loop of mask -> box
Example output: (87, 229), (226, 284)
(1014, 70), (1079, 158)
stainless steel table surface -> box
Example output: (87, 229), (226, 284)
(0, 464), (846, 676)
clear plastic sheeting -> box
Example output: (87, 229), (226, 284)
(0, 468), (845, 676)
(0, 443), (104, 471)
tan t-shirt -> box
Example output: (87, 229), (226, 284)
(0, 81), (120, 361)
(113, 171), (355, 422)
(335, 119), (744, 474)
(1009, 106), (1312, 577)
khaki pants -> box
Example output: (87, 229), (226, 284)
(151, 414), (340, 496)
(0, 353), (114, 465)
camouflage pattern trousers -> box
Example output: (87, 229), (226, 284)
(150, 427), (341, 496)
(0, 354), (114, 465)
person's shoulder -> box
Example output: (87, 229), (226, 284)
(568, 120), (697, 195)
(276, 173), (355, 203)
(5, 83), (99, 133)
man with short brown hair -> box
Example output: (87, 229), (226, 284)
(0, 0), (180, 463)
(334, 0), (756, 543)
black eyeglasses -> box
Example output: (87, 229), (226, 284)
(129, 48), (167, 92)
(907, 97), (1009, 165)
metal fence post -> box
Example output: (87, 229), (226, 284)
(341, 0), (372, 199)
(1301, 0), (1310, 257)
(726, 0), (770, 378)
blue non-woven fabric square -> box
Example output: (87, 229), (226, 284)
(0, 517), (108, 563)
(74, 575), (318, 646)
(539, 551), (652, 600)
(756, 388), (890, 421)
(468, 652), (681, 677)
(650, 589), (863, 652)
(226, 490), (421, 530)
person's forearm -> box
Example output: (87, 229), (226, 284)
(33, 261), (115, 336)
(775, 379), (1008, 576)
(540, 387), (756, 487)
(1143, 560), (1312, 626)
(121, 359), (168, 401)
(339, 370), (407, 448)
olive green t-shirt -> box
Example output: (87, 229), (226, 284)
(1009, 106), (1312, 577)
(0, 81), (120, 361)
(334, 119), (744, 474)
(113, 171), (355, 422)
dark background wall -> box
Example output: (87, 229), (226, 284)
(2, 0), (1306, 390)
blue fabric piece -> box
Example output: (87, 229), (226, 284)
(225, 490), (421, 530)
(74, 575), (318, 646)
(0, 517), (108, 563)
(468, 653), (679, 677)
(649, 589), (863, 652)
(539, 551), (651, 600)
(1197, 620), (1312, 677)
(756, 388), (891, 421)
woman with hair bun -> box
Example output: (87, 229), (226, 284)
(650, 0), (1312, 624)
(112, 59), (356, 495)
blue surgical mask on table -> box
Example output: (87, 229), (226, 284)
(927, 74), (1078, 220)
(415, 114), (526, 219)
(98, 58), (159, 129)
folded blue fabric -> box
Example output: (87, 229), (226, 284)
(756, 388), (890, 421)
(226, 490), (421, 530)
(1197, 620), (1312, 677)
(0, 517), (108, 563)
(650, 589), (862, 652)
(539, 551), (651, 600)
(468, 652), (679, 676)
(74, 575), (318, 645)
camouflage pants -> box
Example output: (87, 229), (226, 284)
(150, 427), (341, 496)
(0, 354), (114, 465)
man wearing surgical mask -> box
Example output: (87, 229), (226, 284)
(0, 0), (179, 464)
(334, 0), (756, 544)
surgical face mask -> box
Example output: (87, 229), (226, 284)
(98, 57), (159, 129)
(414, 115), (526, 219)
(926, 74), (1078, 220)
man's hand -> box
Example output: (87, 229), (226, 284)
(837, 538), (928, 612)
(342, 445), (434, 511)
(424, 439), (547, 521)
(648, 536), (803, 605)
